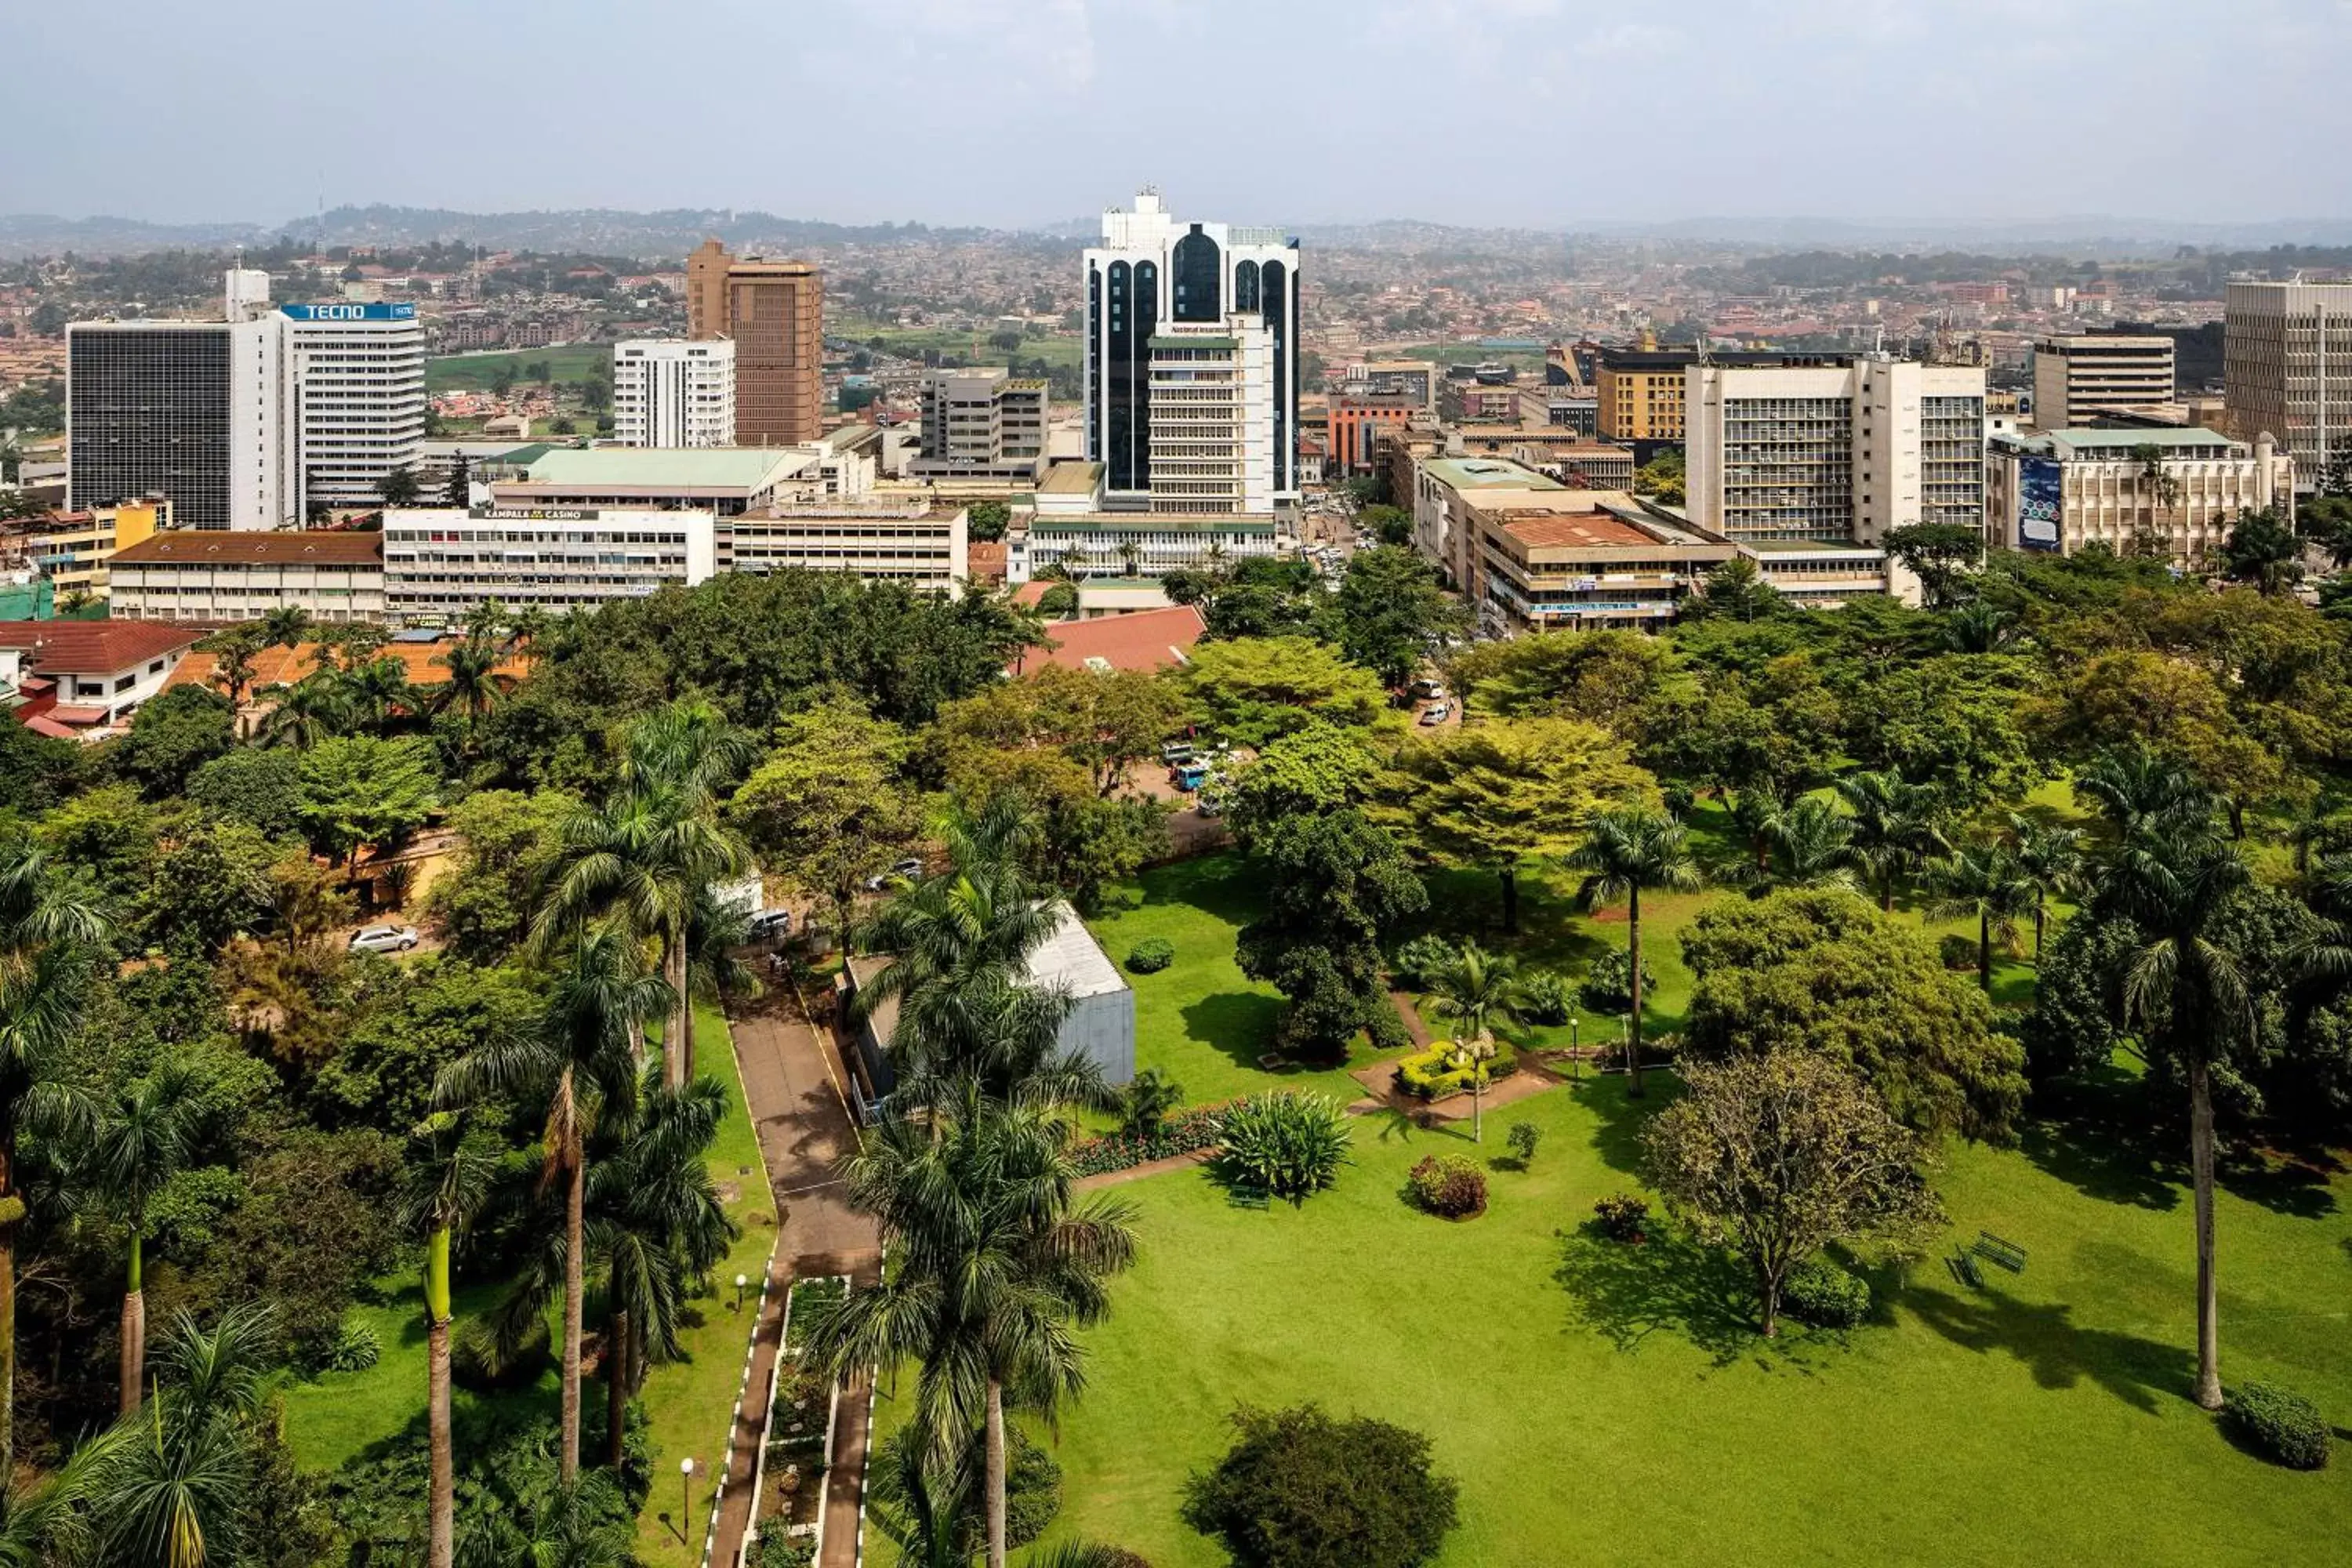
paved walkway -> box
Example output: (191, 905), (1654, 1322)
(711, 982), (883, 1568)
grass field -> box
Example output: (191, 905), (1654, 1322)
(834, 315), (1080, 374)
(278, 1004), (778, 1566)
(1005, 1072), (2352, 1567)
(426, 343), (611, 393)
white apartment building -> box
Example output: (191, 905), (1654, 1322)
(2031, 336), (2174, 429)
(1987, 426), (2292, 568)
(612, 339), (736, 448)
(1009, 514), (1283, 583)
(379, 506), (717, 626)
(2225, 280), (2352, 484)
(911, 368), (1047, 483)
(1084, 188), (1301, 509)
(279, 303), (426, 512)
(107, 530), (387, 623)
(722, 504), (970, 593)
(1147, 318), (1278, 515)
(1684, 358), (1987, 543)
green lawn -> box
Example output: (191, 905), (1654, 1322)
(426, 343), (612, 393)
(1008, 1073), (2352, 1567)
(835, 316), (1080, 376)
(1084, 855), (1394, 1108)
(279, 1004), (779, 1567)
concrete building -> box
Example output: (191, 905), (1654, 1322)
(1738, 539), (1908, 609)
(2031, 335), (2174, 430)
(612, 339), (735, 448)
(24, 498), (169, 599)
(107, 529), (386, 623)
(0, 619), (202, 735)
(1327, 395), (1417, 477)
(911, 368), (1047, 484)
(278, 302), (426, 512)
(1987, 426), (2291, 568)
(379, 506), (717, 625)
(1684, 358), (1987, 543)
(1411, 456), (1570, 589)
(1147, 318), (1278, 515)
(1595, 348), (1840, 443)
(486, 445), (865, 516)
(1467, 499), (1733, 636)
(1084, 188), (1301, 510)
(67, 315), (289, 530)
(2225, 280), (2352, 485)
(686, 239), (822, 446)
(1011, 512), (1282, 583)
(1454, 427), (1636, 488)
(722, 504), (970, 592)
(1442, 382), (1522, 423)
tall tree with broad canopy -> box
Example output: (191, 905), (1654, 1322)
(1882, 522), (1985, 609)
(731, 700), (921, 948)
(1378, 716), (1653, 933)
(1237, 810), (1428, 1061)
(1644, 1051), (1944, 1337)
(1679, 887), (2025, 1142)
(1178, 637), (1394, 747)
(1333, 546), (1468, 689)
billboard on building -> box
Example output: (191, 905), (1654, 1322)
(2018, 457), (2062, 551)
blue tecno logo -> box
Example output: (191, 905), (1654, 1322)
(281, 303), (417, 322)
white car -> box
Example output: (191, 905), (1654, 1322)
(348, 924), (419, 953)
(864, 856), (927, 891)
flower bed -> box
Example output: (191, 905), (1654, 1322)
(1394, 1044), (1519, 1100)
(1067, 1104), (1228, 1178)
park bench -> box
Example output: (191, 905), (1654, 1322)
(1974, 1231), (2029, 1274)
(1226, 1183), (1270, 1211)
(1947, 1247), (1985, 1290)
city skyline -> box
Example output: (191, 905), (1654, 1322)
(10, 0), (2352, 230)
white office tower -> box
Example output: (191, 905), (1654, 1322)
(68, 315), (290, 531)
(1685, 358), (1987, 543)
(279, 301), (426, 512)
(613, 339), (737, 448)
(1083, 188), (1300, 510)
(1148, 318), (1277, 514)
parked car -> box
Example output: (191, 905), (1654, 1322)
(1410, 678), (1448, 702)
(1171, 763), (1209, 792)
(1197, 793), (1224, 818)
(348, 924), (419, 954)
(1418, 702), (1451, 726)
(746, 909), (793, 941)
(864, 856), (927, 891)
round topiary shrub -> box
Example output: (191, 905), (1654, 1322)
(1127, 936), (1175, 974)
(1037, 581), (1080, 618)
(2227, 1381), (2332, 1470)
(1183, 1403), (1460, 1568)
(1406, 1154), (1487, 1219)
(1782, 1258), (1872, 1328)
(452, 1313), (554, 1394)
(1518, 971), (1572, 1025)
(1591, 1192), (1650, 1242)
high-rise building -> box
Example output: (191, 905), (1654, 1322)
(1146, 318), (1278, 515)
(67, 316), (289, 531)
(912, 368), (1047, 482)
(281, 302), (426, 512)
(2031, 335), (2174, 428)
(2225, 281), (2352, 484)
(686, 239), (822, 446)
(1684, 358), (1987, 543)
(1083, 189), (1300, 510)
(613, 339), (737, 448)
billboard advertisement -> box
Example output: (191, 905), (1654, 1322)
(2017, 456), (2063, 552)
(281, 302), (416, 322)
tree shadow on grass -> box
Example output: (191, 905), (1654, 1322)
(1178, 992), (1284, 1075)
(1901, 1285), (2193, 1414)
(1552, 1224), (1838, 1373)
(1573, 1072), (1668, 1179)
(2022, 1069), (2339, 1219)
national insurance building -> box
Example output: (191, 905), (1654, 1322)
(1083, 189), (1301, 514)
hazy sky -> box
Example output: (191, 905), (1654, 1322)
(12, 0), (2352, 229)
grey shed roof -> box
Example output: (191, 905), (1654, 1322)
(1025, 903), (1129, 1001)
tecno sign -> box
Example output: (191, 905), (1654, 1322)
(281, 303), (417, 322)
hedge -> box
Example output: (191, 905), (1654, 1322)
(1394, 1044), (1518, 1100)
(2227, 1381), (2332, 1470)
(1068, 1104), (1227, 1178)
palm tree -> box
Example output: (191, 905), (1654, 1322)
(1834, 771), (1947, 913)
(807, 1087), (1138, 1568)
(1726, 779), (1789, 876)
(93, 1303), (278, 1568)
(255, 674), (349, 750)
(437, 927), (665, 1483)
(2006, 814), (2088, 962)
(257, 605), (312, 655)
(198, 630), (263, 709)
(0, 1420), (127, 1567)
(0, 846), (106, 1464)
(1425, 942), (1526, 1137)
(1570, 808), (1701, 1098)
(539, 702), (753, 1084)
(82, 1065), (201, 1414)
(1930, 844), (2036, 993)
(1116, 1069), (1185, 1142)
(396, 1112), (498, 1568)
(1764, 797), (1859, 890)
(2078, 749), (2214, 847)
(2104, 832), (2252, 1410)
(1942, 600), (2017, 655)
(459, 1473), (633, 1568)
(341, 655), (420, 735)
(430, 633), (506, 728)
(2131, 442), (2181, 559)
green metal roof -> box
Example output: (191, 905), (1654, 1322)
(2043, 427), (2241, 457)
(518, 448), (804, 488)
(1421, 457), (1565, 492)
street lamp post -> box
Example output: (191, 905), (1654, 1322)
(681, 1457), (695, 1533)
(734, 1272), (750, 1314)
(1570, 1015), (1580, 1080)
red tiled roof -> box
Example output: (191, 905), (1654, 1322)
(165, 638), (528, 697)
(111, 531), (383, 567)
(1016, 604), (1207, 676)
(20, 714), (77, 739)
(0, 620), (202, 673)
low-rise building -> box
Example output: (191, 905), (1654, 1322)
(1454, 427), (1637, 488)
(1327, 394), (1417, 477)
(1986, 426), (2292, 567)
(1738, 538), (1907, 609)
(1468, 500), (1732, 636)
(1010, 514), (1284, 583)
(486, 442), (870, 517)
(380, 506), (717, 626)
(24, 498), (169, 599)
(722, 504), (970, 591)
(1442, 383), (1522, 423)
(1410, 455), (1570, 589)
(107, 529), (386, 623)
(1012, 602), (1207, 674)
(0, 619), (201, 735)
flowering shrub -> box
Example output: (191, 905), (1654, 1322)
(1406, 1155), (1487, 1218)
(1067, 1105), (1225, 1178)
(1394, 1043), (1518, 1100)
(1591, 1192), (1650, 1242)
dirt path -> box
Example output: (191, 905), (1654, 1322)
(710, 985), (883, 1568)
(1077, 1149), (1214, 1190)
